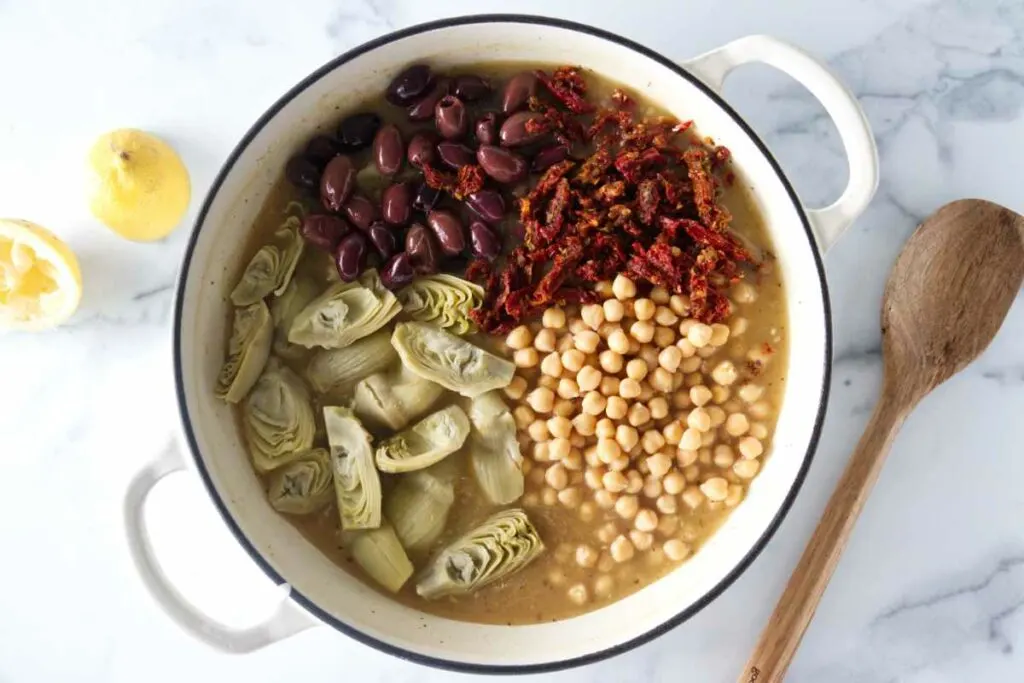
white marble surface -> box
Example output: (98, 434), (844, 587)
(1, 0), (1022, 680)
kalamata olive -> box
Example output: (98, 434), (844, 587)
(380, 252), (415, 290)
(380, 181), (414, 226)
(465, 190), (506, 224)
(426, 209), (466, 256)
(320, 155), (357, 211)
(474, 113), (499, 146)
(338, 112), (381, 150)
(469, 220), (501, 260)
(285, 156), (320, 190)
(342, 194), (378, 231)
(501, 71), (538, 115)
(407, 131), (438, 168)
(407, 78), (450, 121)
(435, 95), (468, 140)
(453, 75), (492, 101)
(386, 64), (433, 106)
(305, 135), (342, 168)
(334, 231), (368, 282)
(405, 223), (441, 274)
(476, 145), (528, 184)
(300, 214), (349, 251)
(372, 124), (404, 176)
(366, 220), (398, 260)
(437, 141), (476, 169)
(532, 143), (570, 171)
(412, 183), (442, 213)
(499, 111), (547, 147)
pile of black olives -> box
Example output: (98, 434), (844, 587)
(285, 64), (572, 290)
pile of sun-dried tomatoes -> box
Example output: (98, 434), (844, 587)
(469, 66), (755, 335)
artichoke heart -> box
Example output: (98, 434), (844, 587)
(305, 329), (397, 398)
(243, 361), (316, 472)
(269, 276), (319, 360)
(467, 392), (525, 505)
(416, 509), (544, 599)
(384, 467), (456, 551)
(215, 301), (273, 403)
(230, 214), (305, 306)
(288, 270), (401, 349)
(266, 448), (333, 515)
(391, 322), (515, 397)
(346, 522), (414, 593)
(352, 365), (444, 432)
(375, 405), (470, 473)
(324, 406), (382, 530)
(397, 274), (484, 335)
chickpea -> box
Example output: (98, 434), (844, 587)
(669, 294), (690, 316)
(687, 407), (712, 432)
(527, 420), (550, 442)
(738, 436), (764, 459)
(542, 306), (566, 329)
(538, 375), (558, 391)
(676, 338), (697, 358)
(577, 366), (603, 393)
(599, 376), (621, 397)
(513, 405), (536, 429)
(596, 437), (622, 463)
(574, 330), (601, 354)
(580, 304), (605, 331)
(593, 574), (615, 598)
(547, 415), (572, 439)
(725, 413), (750, 436)
(687, 323), (713, 348)
(681, 356), (703, 373)
(732, 280), (758, 304)
(626, 469), (644, 494)
(595, 418), (617, 440)
(700, 477), (729, 502)
(648, 367), (674, 393)
(610, 535), (635, 562)
(609, 454), (630, 472)
(557, 378), (580, 399)
(532, 442), (550, 462)
(540, 352), (562, 378)
(513, 348), (539, 368)
(749, 422), (769, 440)
(658, 346), (682, 373)
(603, 298), (625, 323)
(630, 320), (655, 344)
(618, 378), (642, 400)
(634, 298), (656, 321)
(561, 349), (585, 373)
(711, 360), (738, 386)
(708, 323), (730, 347)
(648, 396), (669, 420)
(637, 381), (655, 402)
(503, 376), (528, 400)
(579, 501), (597, 522)
(529, 328), (554, 354)
(554, 398), (575, 418)
(683, 464), (700, 481)
(663, 474), (686, 500)
(545, 463), (569, 490)
(676, 448), (699, 468)
(724, 484), (745, 508)
(556, 334), (575, 353)
(653, 326), (676, 348)
(656, 494), (678, 515)
(576, 544), (599, 568)
(630, 530), (654, 551)
(713, 444), (735, 468)
(506, 325), (533, 350)
(730, 316), (749, 337)
(738, 383), (765, 403)
(603, 470), (628, 493)
(627, 338), (641, 355)
(605, 395), (628, 420)
(597, 521), (620, 544)
(749, 400), (772, 419)
(581, 392), (607, 417)
(607, 328), (630, 354)
(594, 280), (614, 298)
(733, 458), (760, 479)
(651, 305), (676, 326)
(663, 539), (691, 562)
(563, 448), (584, 471)
(615, 494), (639, 519)
(612, 274), (637, 300)
(641, 430), (666, 455)
(634, 509), (659, 532)
(696, 345), (717, 359)
(584, 466), (605, 489)
(594, 489), (618, 509)
(598, 349), (623, 374)
(681, 485), (705, 509)
(541, 487), (558, 506)
(689, 385), (712, 407)
(663, 420), (684, 445)
(679, 427), (702, 451)
(549, 437), (571, 462)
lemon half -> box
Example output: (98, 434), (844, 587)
(87, 129), (191, 241)
(0, 219), (82, 331)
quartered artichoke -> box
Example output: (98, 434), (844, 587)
(391, 322), (515, 397)
(269, 276), (319, 360)
(324, 406), (382, 530)
(265, 448), (333, 515)
(215, 301), (273, 403)
(384, 466), (456, 552)
(466, 392), (525, 505)
(397, 274), (484, 335)
(375, 405), (470, 473)
(352, 365), (444, 432)
(416, 508), (544, 599)
(230, 215), (305, 306)
(305, 329), (397, 398)
(243, 361), (316, 472)
(345, 522), (414, 593)
(288, 270), (401, 349)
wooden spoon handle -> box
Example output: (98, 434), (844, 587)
(738, 387), (912, 683)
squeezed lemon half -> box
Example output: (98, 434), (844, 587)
(0, 219), (82, 330)
(87, 128), (191, 241)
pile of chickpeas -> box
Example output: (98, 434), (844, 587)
(501, 274), (775, 607)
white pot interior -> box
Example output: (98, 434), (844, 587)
(176, 19), (828, 668)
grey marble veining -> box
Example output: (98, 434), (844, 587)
(0, 0), (1021, 681)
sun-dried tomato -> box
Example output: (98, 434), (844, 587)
(637, 179), (660, 225)
(614, 147), (665, 185)
(594, 180), (626, 205)
(464, 258), (491, 284)
(535, 66), (595, 114)
(683, 147), (732, 232)
(587, 109), (633, 141)
(610, 88), (634, 108)
(454, 164), (485, 199)
(576, 147), (612, 185)
(421, 163), (456, 192)
(538, 178), (571, 245)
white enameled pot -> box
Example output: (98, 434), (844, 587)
(123, 16), (877, 673)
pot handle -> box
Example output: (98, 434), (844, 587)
(123, 441), (317, 653)
(683, 35), (878, 251)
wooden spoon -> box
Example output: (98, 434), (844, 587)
(739, 199), (1024, 683)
